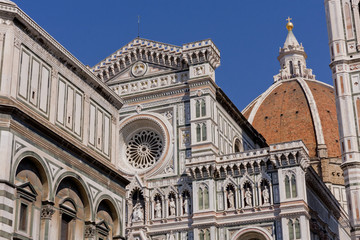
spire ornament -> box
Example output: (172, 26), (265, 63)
(273, 18), (315, 82)
(286, 17), (293, 31)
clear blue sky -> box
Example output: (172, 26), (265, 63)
(15, 0), (330, 111)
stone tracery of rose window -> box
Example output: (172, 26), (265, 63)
(126, 130), (163, 169)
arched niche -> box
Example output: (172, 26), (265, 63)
(54, 175), (92, 240)
(96, 198), (120, 239)
(14, 154), (50, 199)
(232, 227), (272, 240)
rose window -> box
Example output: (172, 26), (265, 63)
(126, 130), (163, 169)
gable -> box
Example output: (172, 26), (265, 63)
(106, 61), (179, 86)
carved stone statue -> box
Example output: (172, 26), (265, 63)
(155, 200), (162, 218)
(183, 196), (189, 214)
(227, 190), (234, 209)
(245, 188), (252, 207)
(169, 197), (176, 216)
(182, 232), (188, 240)
(132, 202), (144, 222)
(169, 232), (175, 240)
(262, 185), (270, 204)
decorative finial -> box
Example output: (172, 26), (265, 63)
(286, 17), (293, 31)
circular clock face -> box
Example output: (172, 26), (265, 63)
(131, 61), (147, 77)
(126, 130), (163, 169)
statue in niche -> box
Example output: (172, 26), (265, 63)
(183, 196), (190, 214)
(169, 231), (175, 240)
(169, 197), (176, 216)
(155, 200), (162, 218)
(227, 189), (234, 209)
(182, 232), (188, 240)
(262, 185), (270, 204)
(132, 202), (143, 222)
(279, 64), (289, 80)
(245, 188), (252, 207)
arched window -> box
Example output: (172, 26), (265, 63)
(285, 174), (297, 199)
(198, 185), (209, 210)
(196, 124), (201, 142)
(285, 175), (291, 198)
(15, 157), (49, 238)
(198, 188), (203, 210)
(288, 219), (301, 239)
(295, 219), (301, 239)
(201, 100), (206, 116)
(202, 124), (207, 141)
(289, 61), (294, 76)
(205, 229), (210, 240)
(234, 138), (243, 153)
(288, 219), (294, 239)
(56, 177), (91, 240)
(196, 100), (201, 118)
(291, 175), (297, 197)
(196, 123), (207, 142)
(96, 199), (120, 239)
(204, 187), (209, 209)
(199, 230), (205, 240)
(60, 199), (77, 240)
(199, 229), (210, 240)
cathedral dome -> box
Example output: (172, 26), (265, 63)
(243, 78), (340, 159)
(243, 20), (341, 160)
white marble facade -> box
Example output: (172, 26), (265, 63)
(0, 1), (351, 240)
(325, 0), (360, 239)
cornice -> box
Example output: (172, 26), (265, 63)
(0, 98), (130, 187)
(216, 87), (267, 147)
(0, 2), (124, 109)
(306, 167), (346, 220)
(92, 38), (221, 82)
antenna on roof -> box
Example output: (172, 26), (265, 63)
(138, 15), (140, 38)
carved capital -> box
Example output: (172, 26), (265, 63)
(84, 224), (96, 238)
(41, 202), (55, 220)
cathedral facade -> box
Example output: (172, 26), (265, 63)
(0, 0), (351, 240)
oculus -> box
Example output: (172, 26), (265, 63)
(126, 130), (163, 169)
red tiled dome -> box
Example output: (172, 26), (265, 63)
(243, 79), (340, 159)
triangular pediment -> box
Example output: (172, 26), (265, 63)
(105, 61), (178, 85)
(126, 175), (145, 197)
(91, 37), (221, 83)
(17, 182), (37, 196)
(17, 182), (38, 201)
(96, 220), (110, 232)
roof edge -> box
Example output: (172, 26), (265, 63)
(216, 87), (268, 148)
(3, 3), (124, 109)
